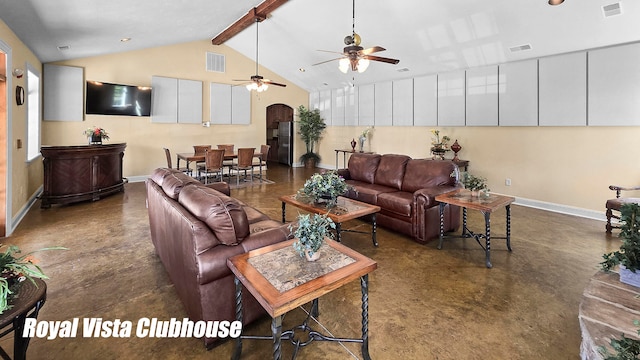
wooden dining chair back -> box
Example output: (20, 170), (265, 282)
(193, 145), (211, 155)
(217, 144), (235, 176)
(232, 148), (255, 186)
(199, 149), (225, 184)
(252, 145), (270, 181)
(163, 147), (190, 174)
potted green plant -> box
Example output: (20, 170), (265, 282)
(296, 171), (351, 208)
(452, 170), (489, 198)
(290, 213), (335, 261)
(0, 244), (66, 313)
(601, 203), (640, 288)
(599, 320), (640, 359)
(297, 105), (327, 168)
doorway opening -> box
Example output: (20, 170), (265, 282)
(266, 104), (293, 166)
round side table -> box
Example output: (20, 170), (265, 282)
(0, 278), (47, 360)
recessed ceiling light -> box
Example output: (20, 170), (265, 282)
(548, 0), (564, 5)
(298, 68), (306, 72)
(57, 45), (70, 51)
(509, 44), (532, 52)
(120, 38), (132, 42)
(397, 68), (410, 73)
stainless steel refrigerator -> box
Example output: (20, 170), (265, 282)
(277, 121), (293, 166)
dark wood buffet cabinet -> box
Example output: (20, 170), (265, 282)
(40, 143), (127, 208)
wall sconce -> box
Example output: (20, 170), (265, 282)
(12, 68), (24, 78)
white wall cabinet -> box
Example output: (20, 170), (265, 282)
(589, 42), (640, 126)
(539, 52), (586, 126)
(392, 78), (414, 126)
(466, 66), (498, 126)
(44, 64), (84, 122)
(413, 74), (438, 126)
(498, 59), (538, 126)
(151, 76), (202, 124)
(438, 70), (465, 126)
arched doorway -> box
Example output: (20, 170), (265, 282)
(266, 104), (293, 165)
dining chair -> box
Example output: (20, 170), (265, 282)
(252, 144), (270, 182)
(232, 148), (255, 186)
(198, 149), (225, 184)
(163, 147), (190, 174)
(217, 144), (235, 176)
(193, 145), (211, 170)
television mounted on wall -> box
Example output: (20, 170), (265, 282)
(85, 81), (152, 116)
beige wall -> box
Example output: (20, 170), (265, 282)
(0, 20), (43, 220)
(46, 40), (309, 178)
(319, 125), (640, 215)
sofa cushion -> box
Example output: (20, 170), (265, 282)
(377, 191), (413, 217)
(348, 153), (381, 184)
(151, 167), (179, 186)
(161, 172), (201, 200)
(178, 185), (250, 245)
(345, 180), (397, 204)
(374, 154), (411, 190)
(402, 159), (458, 193)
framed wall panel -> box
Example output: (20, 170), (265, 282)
(151, 76), (178, 123)
(498, 59), (538, 126)
(358, 84), (375, 126)
(413, 74), (438, 126)
(466, 66), (498, 126)
(344, 86), (359, 126)
(589, 42), (640, 126)
(231, 85), (250, 124)
(437, 70), (465, 126)
(318, 89), (332, 125)
(331, 87), (345, 126)
(392, 78), (414, 126)
(539, 52), (586, 126)
(177, 79), (202, 124)
(44, 64), (84, 122)
(209, 82), (231, 124)
(374, 81), (393, 126)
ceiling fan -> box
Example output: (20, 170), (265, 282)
(314, 0), (400, 73)
(234, 14), (286, 92)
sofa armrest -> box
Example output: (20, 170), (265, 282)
(413, 186), (461, 208)
(204, 182), (231, 196)
(336, 168), (351, 180)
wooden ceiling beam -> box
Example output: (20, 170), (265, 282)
(211, 0), (288, 45)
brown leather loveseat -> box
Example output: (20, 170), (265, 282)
(337, 153), (461, 243)
(145, 168), (291, 347)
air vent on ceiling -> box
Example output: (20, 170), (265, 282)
(206, 52), (225, 73)
(509, 44), (532, 53)
(397, 68), (410, 73)
(602, 2), (622, 17)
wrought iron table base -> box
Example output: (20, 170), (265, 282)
(438, 204), (512, 268)
(232, 275), (371, 360)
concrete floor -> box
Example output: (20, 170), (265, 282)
(0, 163), (622, 359)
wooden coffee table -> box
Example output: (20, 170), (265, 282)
(279, 195), (381, 246)
(436, 189), (515, 268)
(227, 238), (377, 360)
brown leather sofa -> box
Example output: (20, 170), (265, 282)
(145, 168), (291, 348)
(337, 153), (461, 243)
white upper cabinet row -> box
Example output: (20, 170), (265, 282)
(310, 42), (640, 127)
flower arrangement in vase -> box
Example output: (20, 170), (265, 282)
(296, 171), (351, 208)
(451, 170), (490, 198)
(290, 213), (335, 261)
(84, 126), (109, 145)
(359, 127), (373, 152)
(0, 244), (66, 313)
(430, 129), (451, 160)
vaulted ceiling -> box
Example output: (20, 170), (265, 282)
(1, 0), (639, 92)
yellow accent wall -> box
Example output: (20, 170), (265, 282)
(45, 40), (309, 179)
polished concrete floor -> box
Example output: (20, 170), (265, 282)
(0, 163), (622, 359)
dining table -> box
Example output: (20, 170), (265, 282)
(176, 151), (265, 180)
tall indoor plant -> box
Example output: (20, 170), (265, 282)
(297, 105), (327, 168)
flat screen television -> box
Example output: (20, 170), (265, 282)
(85, 81), (152, 116)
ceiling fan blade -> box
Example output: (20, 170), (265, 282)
(312, 57), (345, 66)
(263, 80), (286, 87)
(232, 79), (251, 82)
(364, 55), (400, 65)
(317, 49), (346, 55)
(360, 46), (386, 55)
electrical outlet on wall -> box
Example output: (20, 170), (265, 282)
(505, 178), (512, 186)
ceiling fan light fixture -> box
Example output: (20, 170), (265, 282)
(339, 58), (350, 73)
(357, 58), (370, 73)
(548, 0), (564, 5)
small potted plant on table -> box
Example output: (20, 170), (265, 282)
(290, 213), (335, 261)
(296, 171), (351, 208)
(601, 202), (640, 288)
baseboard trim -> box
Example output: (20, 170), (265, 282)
(9, 186), (43, 236)
(493, 194), (606, 223)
